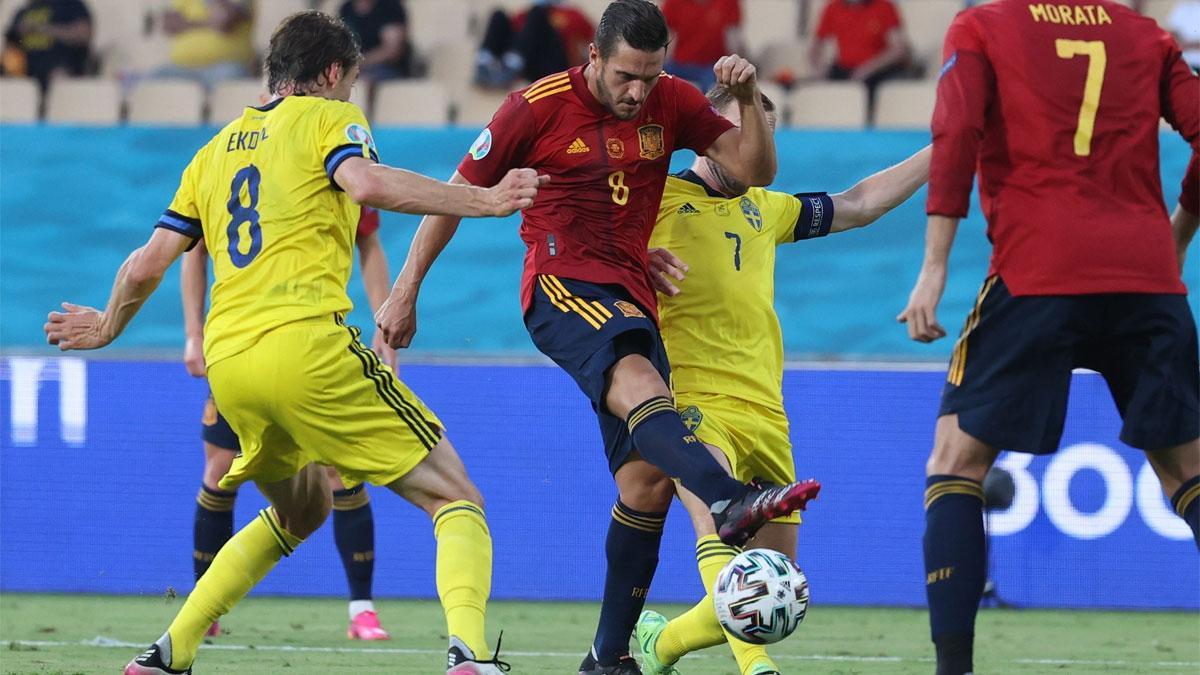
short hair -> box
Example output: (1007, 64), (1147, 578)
(706, 85), (777, 114)
(594, 0), (670, 59)
(265, 11), (362, 95)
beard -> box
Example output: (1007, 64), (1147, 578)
(597, 68), (640, 120)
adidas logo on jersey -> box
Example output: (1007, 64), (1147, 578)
(677, 202), (701, 215)
(567, 138), (590, 154)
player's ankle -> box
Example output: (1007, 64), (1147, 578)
(933, 633), (974, 675)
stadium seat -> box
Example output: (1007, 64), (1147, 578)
(757, 39), (816, 89)
(209, 79), (268, 123)
(89, 0), (168, 77)
(127, 79), (206, 126)
(373, 79), (451, 126)
(454, 87), (509, 127)
(575, 0), (614, 25)
(0, 77), (40, 123)
(897, 0), (960, 77)
(45, 78), (122, 125)
(786, 82), (867, 129)
(254, 0), (310, 55)
(743, 0), (803, 48)
(873, 80), (936, 129)
(404, 0), (473, 54)
(428, 42), (478, 99)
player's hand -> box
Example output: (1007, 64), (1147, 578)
(649, 247), (688, 296)
(897, 266), (948, 343)
(375, 289), (418, 349)
(371, 327), (398, 371)
(714, 54), (759, 103)
(44, 302), (112, 351)
(183, 334), (207, 377)
(487, 168), (551, 217)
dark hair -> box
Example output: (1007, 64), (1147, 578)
(706, 85), (776, 113)
(265, 11), (362, 95)
(594, 0), (670, 58)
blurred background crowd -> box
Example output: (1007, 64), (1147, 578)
(2, 0), (1196, 129)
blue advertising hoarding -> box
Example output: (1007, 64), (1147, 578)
(0, 357), (1196, 610)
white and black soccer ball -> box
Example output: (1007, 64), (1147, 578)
(713, 548), (809, 645)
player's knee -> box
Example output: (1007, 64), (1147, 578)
(277, 491), (332, 539)
(618, 473), (675, 512)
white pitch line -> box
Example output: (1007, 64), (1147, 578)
(5, 637), (1199, 669)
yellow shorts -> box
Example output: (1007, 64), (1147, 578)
(208, 316), (442, 491)
(677, 393), (800, 524)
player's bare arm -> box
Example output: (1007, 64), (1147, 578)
(831, 144), (931, 232)
(180, 240), (209, 377)
(702, 55), (777, 187)
(897, 215), (957, 344)
(373, 173), (473, 349)
(45, 228), (194, 350)
(334, 158), (547, 219)
(356, 230), (398, 369)
(1173, 204), (1199, 272)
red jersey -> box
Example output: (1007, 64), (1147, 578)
(456, 65), (734, 317)
(662, 0), (742, 66)
(356, 205), (380, 240)
(927, 0), (1199, 296)
(815, 0), (902, 70)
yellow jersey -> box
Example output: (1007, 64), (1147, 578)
(651, 170), (833, 409)
(168, 0), (254, 68)
(156, 95), (380, 366)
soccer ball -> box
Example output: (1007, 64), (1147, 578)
(713, 548), (809, 644)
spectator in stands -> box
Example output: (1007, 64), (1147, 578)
(339, 0), (413, 83)
(810, 0), (911, 124)
(156, 0), (254, 88)
(0, 0), (92, 91)
(661, 0), (743, 93)
(475, 0), (593, 88)
(1166, 0), (1200, 71)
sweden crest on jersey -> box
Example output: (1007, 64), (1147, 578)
(680, 405), (703, 432)
(740, 196), (763, 231)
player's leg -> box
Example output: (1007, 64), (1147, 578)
(383, 435), (504, 670)
(582, 455), (672, 673)
(1094, 293), (1200, 546)
(131, 463), (328, 674)
(603, 338), (819, 545)
(192, 397), (241, 641)
(325, 466), (390, 640)
(926, 276), (1075, 675)
(923, 415), (1000, 675)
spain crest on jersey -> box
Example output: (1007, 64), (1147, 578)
(740, 196), (763, 232)
(614, 300), (645, 318)
(680, 405), (703, 432)
(638, 124), (665, 160)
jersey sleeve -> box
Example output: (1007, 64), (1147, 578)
(762, 189), (834, 245)
(1182, 155), (1199, 215)
(155, 146), (206, 249)
(456, 92), (535, 187)
(356, 205), (381, 240)
(926, 14), (995, 218)
(320, 102), (380, 190)
(1159, 34), (1200, 153)
(672, 78), (736, 155)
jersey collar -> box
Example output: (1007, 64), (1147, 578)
(674, 169), (728, 199)
(251, 96), (288, 112)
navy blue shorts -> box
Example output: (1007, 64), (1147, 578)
(524, 274), (671, 473)
(940, 276), (1199, 453)
(202, 393), (241, 451)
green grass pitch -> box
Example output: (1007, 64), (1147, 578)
(0, 594), (1196, 674)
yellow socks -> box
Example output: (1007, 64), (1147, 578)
(434, 500), (494, 659)
(656, 535), (777, 675)
(166, 508), (302, 668)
